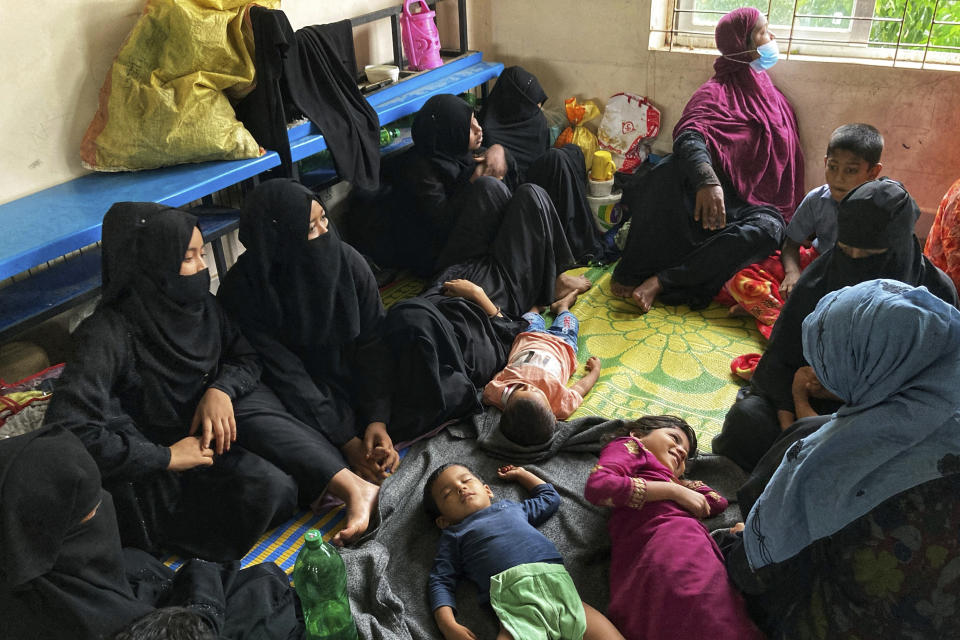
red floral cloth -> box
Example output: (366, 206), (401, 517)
(924, 176), (960, 292)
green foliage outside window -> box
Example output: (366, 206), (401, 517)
(691, 0), (960, 51)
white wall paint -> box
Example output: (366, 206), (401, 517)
(0, 0), (399, 205)
(2, 0), (957, 232)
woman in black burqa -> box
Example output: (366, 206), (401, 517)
(45, 203), (375, 558)
(713, 179), (958, 471)
(0, 427), (303, 640)
(354, 93), (604, 275)
(477, 65), (551, 180)
(218, 180), (395, 519)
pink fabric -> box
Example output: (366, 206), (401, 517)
(482, 332), (582, 420)
(673, 7), (805, 222)
(585, 437), (763, 640)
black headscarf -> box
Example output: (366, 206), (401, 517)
(478, 66), (550, 175)
(753, 178), (959, 411)
(0, 428), (305, 640)
(412, 94), (478, 183)
(0, 427), (153, 639)
(101, 203), (221, 427)
(0, 428), (107, 588)
(219, 179), (361, 347)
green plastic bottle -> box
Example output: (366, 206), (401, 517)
(292, 529), (358, 640)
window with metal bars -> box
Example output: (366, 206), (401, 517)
(654, 0), (960, 69)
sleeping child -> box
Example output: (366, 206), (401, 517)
(425, 463), (623, 640)
(476, 284), (601, 446)
(584, 416), (764, 640)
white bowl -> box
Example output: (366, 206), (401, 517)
(365, 64), (400, 84)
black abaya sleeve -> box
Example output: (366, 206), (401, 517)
(481, 144), (520, 191)
(345, 248), (392, 426)
(750, 284), (821, 413)
(209, 311), (262, 401)
(406, 155), (458, 231)
(43, 310), (171, 480)
(674, 129), (721, 191)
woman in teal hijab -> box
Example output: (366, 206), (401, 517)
(728, 279), (960, 638)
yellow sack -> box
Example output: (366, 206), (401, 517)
(554, 97), (600, 171)
(81, 0), (279, 172)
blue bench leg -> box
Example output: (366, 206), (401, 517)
(211, 239), (228, 277)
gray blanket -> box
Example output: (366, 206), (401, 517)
(340, 410), (748, 639)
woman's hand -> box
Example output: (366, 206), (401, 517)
(472, 144), (508, 180)
(190, 388), (236, 455)
(673, 484), (711, 519)
(363, 422), (400, 480)
(168, 436), (215, 471)
(694, 185), (726, 230)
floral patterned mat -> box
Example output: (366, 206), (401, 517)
(569, 264), (764, 447)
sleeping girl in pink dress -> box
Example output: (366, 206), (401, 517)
(584, 416), (763, 640)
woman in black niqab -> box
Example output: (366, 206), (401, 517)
(0, 427), (304, 640)
(218, 179), (389, 545)
(713, 179), (959, 471)
(478, 65), (550, 179)
(44, 203), (301, 561)
(356, 91), (604, 275)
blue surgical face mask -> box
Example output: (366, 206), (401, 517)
(750, 40), (779, 72)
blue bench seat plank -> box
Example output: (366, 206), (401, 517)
(0, 214), (241, 340)
(0, 152), (279, 281)
(287, 52), (503, 163)
(0, 248), (103, 341)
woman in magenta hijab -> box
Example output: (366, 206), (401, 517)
(611, 7), (804, 313)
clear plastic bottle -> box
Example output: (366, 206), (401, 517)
(292, 529), (358, 640)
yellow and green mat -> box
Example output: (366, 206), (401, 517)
(170, 264), (765, 571)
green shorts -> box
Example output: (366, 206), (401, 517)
(489, 562), (586, 640)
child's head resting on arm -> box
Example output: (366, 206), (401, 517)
(606, 415), (698, 477)
(424, 464), (495, 529)
(500, 384), (556, 446)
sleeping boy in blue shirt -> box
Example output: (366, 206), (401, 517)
(424, 464), (623, 640)
(780, 123), (884, 297)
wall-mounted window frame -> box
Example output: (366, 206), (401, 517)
(651, 0), (960, 70)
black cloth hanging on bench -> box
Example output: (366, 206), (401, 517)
(235, 8), (380, 189)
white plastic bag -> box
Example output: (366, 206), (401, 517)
(596, 93), (661, 172)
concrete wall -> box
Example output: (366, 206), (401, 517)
(2, 0), (958, 229)
(0, 0), (402, 205)
(467, 0), (960, 232)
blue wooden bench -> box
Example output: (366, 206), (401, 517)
(0, 48), (501, 341)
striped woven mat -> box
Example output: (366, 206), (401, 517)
(170, 265), (764, 570)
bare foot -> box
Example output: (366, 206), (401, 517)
(631, 276), (662, 314)
(728, 303), (751, 317)
(555, 273), (591, 300)
(550, 288), (579, 315)
(329, 468), (380, 546)
(609, 279), (634, 298)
